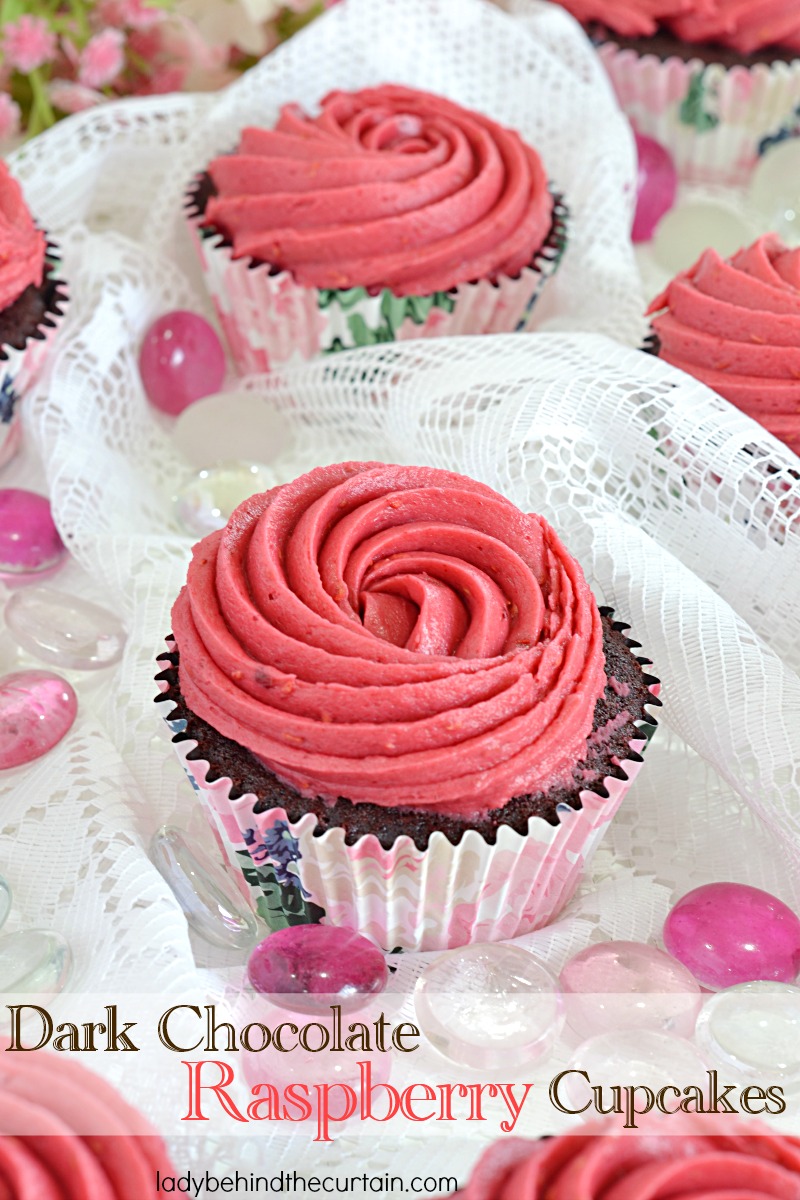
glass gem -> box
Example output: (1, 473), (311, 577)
(563, 1029), (709, 1117)
(0, 670), (77, 769)
(632, 131), (678, 244)
(247, 925), (388, 1014)
(413, 943), (563, 1071)
(663, 882), (800, 989)
(139, 310), (226, 416)
(652, 201), (755, 274)
(0, 929), (72, 998)
(0, 489), (66, 582)
(560, 941), (703, 1039)
(149, 825), (259, 951)
(695, 981), (800, 1090)
(172, 391), (291, 469)
(4, 587), (127, 670)
(173, 462), (274, 537)
(0, 877), (10, 933)
(748, 140), (800, 247)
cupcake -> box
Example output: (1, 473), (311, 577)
(646, 233), (800, 456)
(548, 0), (800, 184)
(185, 84), (568, 374)
(0, 1041), (173, 1195)
(156, 462), (659, 952)
(429, 1114), (800, 1197)
(0, 161), (68, 470)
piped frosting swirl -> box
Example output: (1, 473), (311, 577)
(555, 0), (800, 52)
(171, 462), (606, 818)
(0, 162), (45, 313)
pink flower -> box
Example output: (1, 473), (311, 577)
(2, 15), (57, 73)
(49, 79), (105, 115)
(0, 93), (20, 142)
(96, 0), (162, 30)
(78, 28), (125, 89)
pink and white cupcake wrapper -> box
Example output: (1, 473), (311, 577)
(184, 190), (568, 377)
(600, 43), (800, 186)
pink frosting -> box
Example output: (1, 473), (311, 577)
(205, 85), (554, 296)
(171, 462), (606, 818)
(446, 1117), (800, 1199)
(647, 235), (800, 455)
(555, 0), (800, 52)
(0, 1042), (173, 1198)
(0, 161), (45, 313)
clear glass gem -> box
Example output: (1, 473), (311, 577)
(633, 132), (678, 243)
(560, 941), (703, 1039)
(695, 981), (800, 1091)
(149, 825), (259, 951)
(173, 462), (274, 537)
(0, 488), (66, 582)
(248, 925), (388, 1014)
(663, 882), (800, 990)
(0, 876), (10, 933)
(652, 200), (755, 274)
(4, 587), (127, 670)
(413, 943), (563, 1070)
(564, 1030), (709, 1117)
(748, 140), (800, 247)
(172, 391), (291, 468)
(0, 670), (77, 770)
(139, 310), (226, 416)
(0, 929), (72, 998)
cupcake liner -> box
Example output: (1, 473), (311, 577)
(599, 42), (800, 185)
(0, 245), (68, 471)
(157, 617), (659, 953)
(184, 180), (569, 376)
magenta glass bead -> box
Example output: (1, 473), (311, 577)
(248, 925), (388, 1013)
(0, 670), (77, 769)
(0, 489), (66, 582)
(560, 940), (703, 1039)
(632, 131), (678, 243)
(139, 310), (226, 416)
(663, 883), (800, 990)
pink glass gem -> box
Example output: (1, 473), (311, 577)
(560, 940), (703, 1039)
(247, 925), (388, 1013)
(0, 670), (77, 769)
(663, 883), (800, 990)
(632, 130), (678, 244)
(0, 489), (66, 582)
(139, 310), (226, 416)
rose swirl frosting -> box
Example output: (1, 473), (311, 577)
(204, 84), (554, 296)
(0, 162), (46, 313)
(445, 1117), (800, 1198)
(554, 0), (800, 52)
(647, 235), (800, 455)
(171, 463), (607, 818)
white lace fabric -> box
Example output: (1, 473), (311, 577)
(0, 0), (799, 1174)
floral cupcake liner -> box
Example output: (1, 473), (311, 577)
(157, 616), (659, 953)
(599, 42), (800, 185)
(0, 245), (68, 471)
(184, 178), (569, 376)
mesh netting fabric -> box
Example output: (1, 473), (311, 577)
(1, 0), (799, 1173)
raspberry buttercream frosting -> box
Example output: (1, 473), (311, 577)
(437, 1116), (800, 1198)
(203, 84), (554, 295)
(556, 0), (800, 53)
(171, 462), (606, 818)
(647, 234), (800, 455)
(0, 1044), (173, 1198)
(0, 162), (45, 313)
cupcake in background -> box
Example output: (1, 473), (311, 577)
(647, 234), (800, 456)
(185, 84), (568, 374)
(428, 1114), (800, 1197)
(548, 0), (800, 184)
(0, 161), (68, 470)
(156, 461), (658, 952)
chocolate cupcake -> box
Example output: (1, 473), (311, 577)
(185, 84), (568, 375)
(156, 462), (659, 951)
(0, 161), (68, 470)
